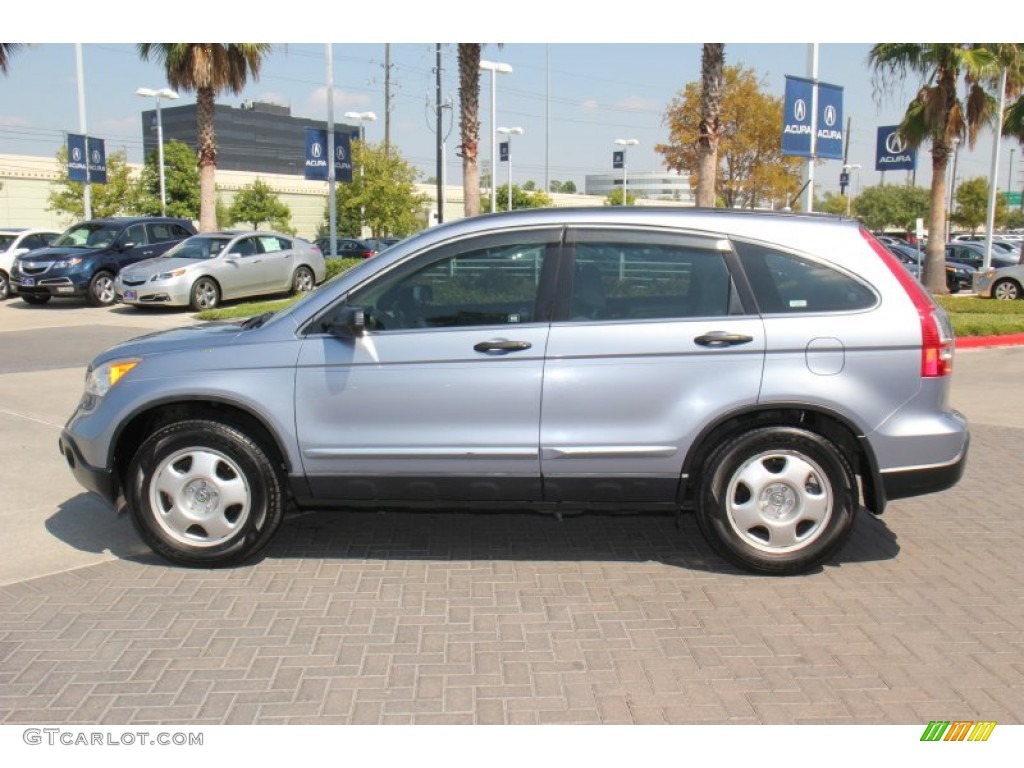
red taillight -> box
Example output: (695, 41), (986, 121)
(860, 228), (953, 377)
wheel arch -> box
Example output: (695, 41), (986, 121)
(680, 404), (885, 514)
(111, 397), (292, 502)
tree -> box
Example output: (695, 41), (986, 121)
(0, 43), (22, 75)
(488, 185), (553, 212)
(604, 188), (637, 206)
(137, 43), (273, 232)
(328, 141), (428, 239)
(695, 44), (725, 207)
(458, 44), (482, 218)
(816, 192), (849, 216)
(869, 44), (1001, 293)
(226, 178), (292, 231)
(135, 140), (200, 220)
(657, 64), (802, 209)
(852, 184), (930, 232)
(550, 179), (577, 194)
(522, 180), (537, 191)
(951, 177), (1009, 231)
(47, 147), (140, 221)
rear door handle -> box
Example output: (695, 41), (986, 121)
(694, 331), (754, 347)
(474, 339), (532, 353)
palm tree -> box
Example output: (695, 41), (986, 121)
(458, 44), (482, 217)
(869, 44), (999, 294)
(137, 44), (272, 232)
(696, 44), (725, 208)
(0, 43), (22, 75)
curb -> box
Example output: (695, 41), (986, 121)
(956, 333), (1024, 349)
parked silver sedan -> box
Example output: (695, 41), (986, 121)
(974, 263), (1024, 299)
(115, 231), (326, 310)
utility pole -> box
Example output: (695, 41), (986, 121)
(435, 44), (444, 224)
(384, 44), (391, 149)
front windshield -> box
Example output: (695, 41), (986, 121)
(52, 223), (122, 249)
(0, 235), (15, 252)
(162, 236), (231, 260)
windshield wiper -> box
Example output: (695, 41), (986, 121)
(240, 311), (275, 330)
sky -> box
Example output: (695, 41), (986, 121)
(2, 4), (1016, 202)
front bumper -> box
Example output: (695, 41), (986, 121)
(12, 274), (87, 298)
(116, 278), (192, 306)
(58, 430), (117, 506)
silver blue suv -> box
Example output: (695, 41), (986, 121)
(59, 208), (969, 575)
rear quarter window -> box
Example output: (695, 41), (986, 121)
(734, 240), (877, 314)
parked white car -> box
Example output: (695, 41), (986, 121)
(115, 231), (327, 310)
(0, 227), (61, 300)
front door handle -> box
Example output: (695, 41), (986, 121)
(474, 339), (532, 353)
(694, 331), (754, 347)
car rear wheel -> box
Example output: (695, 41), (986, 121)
(992, 278), (1022, 300)
(190, 277), (221, 311)
(87, 270), (116, 307)
(290, 265), (315, 295)
(696, 426), (858, 575)
(126, 420), (286, 567)
(20, 293), (51, 305)
(0, 271), (9, 301)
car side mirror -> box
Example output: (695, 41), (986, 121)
(321, 306), (366, 338)
(118, 241), (135, 252)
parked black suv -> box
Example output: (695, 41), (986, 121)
(11, 217), (196, 306)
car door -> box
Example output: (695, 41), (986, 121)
(223, 235), (269, 297)
(255, 234), (295, 291)
(294, 228), (562, 503)
(540, 228), (765, 503)
(114, 223), (157, 270)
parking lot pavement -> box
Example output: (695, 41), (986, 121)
(0, 304), (1022, 725)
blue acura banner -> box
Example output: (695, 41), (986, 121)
(815, 82), (844, 160)
(875, 125), (916, 171)
(87, 137), (107, 184)
(782, 76), (814, 157)
(305, 128), (353, 182)
(782, 76), (844, 160)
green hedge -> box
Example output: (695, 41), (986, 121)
(936, 295), (1024, 337)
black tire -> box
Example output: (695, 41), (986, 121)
(87, 270), (116, 307)
(992, 278), (1021, 300)
(0, 271), (9, 301)
(696, 426), (858, 575)
(190, 277), (221, 311)
(20, 293), (51, 305)
(125, 419), (285, 567)
(947, 272), (960, 294)
(290, 265), (315, 295)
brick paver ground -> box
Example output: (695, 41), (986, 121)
(1, 424), (1021, 725)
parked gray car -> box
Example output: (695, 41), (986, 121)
(59, 208), (969, 575)
(115, 230), (326, 310)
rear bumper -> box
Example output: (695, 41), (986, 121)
(881, 435), (970, 501)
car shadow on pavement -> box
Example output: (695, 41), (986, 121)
(44, 500), (899, 576)
(45, 493), (161, 564)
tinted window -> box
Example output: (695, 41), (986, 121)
(232, 237), (259, 257)
(348, 238), (553, 331)
(124, 223), (149, 247)
(149, 223), (190, 243)
(735, 242), (877, 314)
(570, 237), (736, 320)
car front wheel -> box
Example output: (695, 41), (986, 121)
(126, 420), (285, 567)
(992, 278), (1021, 300)
(696, 426), (858, 575)
(190, 277), (221, 311)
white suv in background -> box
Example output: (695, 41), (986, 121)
(0, 227), (61, 300)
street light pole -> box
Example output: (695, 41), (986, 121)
(480, 60), (513, 213)
(842, 163), (861, 216)
(137, 87), (179, 217)
(497, 127), (523, 211)
(614, 139), (639, 206)
(344, 111), (378, 237)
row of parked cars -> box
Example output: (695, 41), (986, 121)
(876, 234), (1024, 296)
(0, 217), (408, 310)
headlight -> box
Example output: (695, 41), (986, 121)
(53, 257), (84, 268)
(85, 358), (140, 397)
(152, 268), (188, 282)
